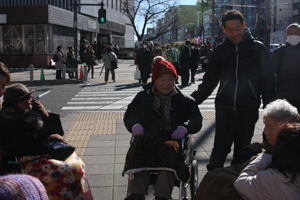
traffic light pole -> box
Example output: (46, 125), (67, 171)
(73, 0), (105, 79)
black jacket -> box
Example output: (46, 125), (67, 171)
(0, 106), (50, 158)
(124, 83), (203, 134)
(180, 46), (191, 69)
(190, 48), (200, 69)
(272, 43), (300, 100)
(135, 47), (153, 79)
(191, 28), (277, 111)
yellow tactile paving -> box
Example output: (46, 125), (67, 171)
(65, 112), (125, 159)
(65, 111), (257, 159)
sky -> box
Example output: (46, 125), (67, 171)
(179, 0), (199, 6)
(134, 0), (199, 41)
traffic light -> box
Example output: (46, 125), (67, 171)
(222, 5), (233, 9)
(98, 8), (106, 23)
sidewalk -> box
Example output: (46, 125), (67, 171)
(10, 60), (265, 199)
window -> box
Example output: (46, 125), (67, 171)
(293, 15), (299, 23)
(120, 0), (122, 12)
(111, 0), (113, 9)
(116, 0), (117, 10)
(293, 3), (299, 10)
(107, 0), (109, 7)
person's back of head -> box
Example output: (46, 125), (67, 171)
(56, 45), (62, 51)
(271, 123), (300, 185)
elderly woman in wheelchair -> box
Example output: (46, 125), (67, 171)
(123, 56), (202, 200)
(0, 83), (85, 199)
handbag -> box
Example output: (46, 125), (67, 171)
(134, 67), (141, 80)
(50, 142), (75, 161)
(108, 53), (118, 69)
(43, 113), (65, 136)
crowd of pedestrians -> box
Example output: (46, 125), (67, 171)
(134, 37), (213, 87)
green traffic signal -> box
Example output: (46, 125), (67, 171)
(98, 8), (106, 23)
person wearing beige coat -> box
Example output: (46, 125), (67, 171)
(102, 47), (118, 83)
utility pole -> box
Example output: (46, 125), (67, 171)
(255, 0), (261, 41)
(265, 0), (271, 50)
(73, 0), (78, 79)
(211, 0), (215, 42)
(73, 0), (105, 79)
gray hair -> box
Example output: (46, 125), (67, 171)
(263, 99), (298, 123)
(286, 23), (300, 32)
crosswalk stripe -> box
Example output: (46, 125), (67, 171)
(61, 84), (218, 111)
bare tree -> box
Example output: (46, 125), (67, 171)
(122, 0), (182, 41)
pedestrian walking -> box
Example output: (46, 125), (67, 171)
(152, 43), (162, 58)
(191, 10), (277, 170)
(166, 42), (181, 84)
(65, 45), (75, 79)
(272, 23), (300, 112)
(190, 43), (200, 84)
(102, 47), (118, 83)
(54, 45), (65, 80)
(84, 45), (97, 79)
(134, 41), (152, 84)
(180, 40), (191, 87)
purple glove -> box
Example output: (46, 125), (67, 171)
(132, 124), (144, 136)
(171, 127), (187, 139)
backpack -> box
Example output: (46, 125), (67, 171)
(53, 54), (59, 62)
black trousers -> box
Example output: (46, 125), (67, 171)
(104, 69), (115, 82)
(56, 69), (62, 79)
(181, 66), (189, 87)
(87, 65), (94, 78)
(190, 66), (197, 83)
(207, 109), (259, 170)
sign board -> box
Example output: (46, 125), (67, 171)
(270, 31), (286, 44)
(0, 14), (7, 24)
(88, 20), (97, 30)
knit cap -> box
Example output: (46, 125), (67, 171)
(0, 174), (48, 200)
(151, 56), (177, 83)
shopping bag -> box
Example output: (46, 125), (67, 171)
(134, 70), (141, 80)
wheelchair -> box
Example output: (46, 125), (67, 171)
(125, 134), (199, 200)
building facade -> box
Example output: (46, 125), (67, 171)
(0, 0), (134, 68)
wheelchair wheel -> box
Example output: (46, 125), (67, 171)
(190, 159), (198, 198)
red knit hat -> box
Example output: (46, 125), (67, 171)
(151, 56), (177, 83)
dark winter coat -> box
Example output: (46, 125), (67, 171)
(66, 51), (75, 69)
(0, 105), (50, 158)
(191, 28), (277, 111)
(134, 47), (152, 80)
(180, 46), (191, 69)
(124, 83), (202, 134)
(272, 43), (300, 100)
(190, 48), (200, 69)
(84, 50), (96, 67)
